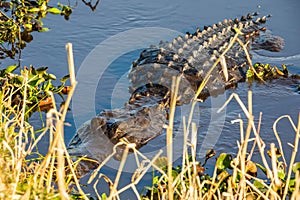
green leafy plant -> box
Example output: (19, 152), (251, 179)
(0, 0), (73, 60)
(247, 62), (289, 80)
(0, 65), (70, 121)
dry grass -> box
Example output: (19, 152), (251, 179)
(82, 88), (300, 200)
(0, 43), (87, 200)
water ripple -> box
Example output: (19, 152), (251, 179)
(253, 51), (300, 63)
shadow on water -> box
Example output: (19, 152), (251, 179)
(16, 0), (300, 198)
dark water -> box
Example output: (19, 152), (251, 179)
(14, 0), (300, 198)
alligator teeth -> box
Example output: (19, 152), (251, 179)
(167, 43), (173, 49)
(207, 26), (212, 32)
(255, 17), (261, 23)
(203, 41), (208, 48)
(197, 32), (202, 38)
(217, 21), (222, 27)
(201, 29), (207, 35)
(212, 24), (218, 29)
(223, 19), (228, 24)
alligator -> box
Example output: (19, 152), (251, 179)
(67, 13), (297, 177)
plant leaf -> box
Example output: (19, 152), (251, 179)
(219, 55), (228, 81)
(47, 7), (61, 14)
(216, 153), (232, 170)
(292, 162), (300, 173)
(5, 65), (18, 73)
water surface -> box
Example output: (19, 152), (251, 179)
(16, 0), (300, 198)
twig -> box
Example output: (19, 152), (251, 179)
(166, 76), (181, 200)
(236, 37), (266, 83)
(282, 113), (300, 199)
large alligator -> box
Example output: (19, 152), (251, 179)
(67, 13), (296, 176)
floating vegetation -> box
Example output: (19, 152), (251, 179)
(0, 65), (70, 121)
(247, 63), (289, 80)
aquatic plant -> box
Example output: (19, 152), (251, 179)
(0, 0), (72, 61)
(0, 43), (87, 200)
(0, 64), (70, 121)
(141, 91), (300, 200)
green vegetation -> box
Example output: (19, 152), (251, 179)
(246, 63), (289, 80)
(142, 107), (300, 199)
(0, 42), (86, 199)
(0, 1), (89, 199)
(0, 0), (72, 61)
(0, 65), (70, 121)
